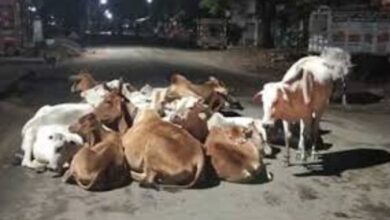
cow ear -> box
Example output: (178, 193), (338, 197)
(244, 127), (253, 138)
(252, 91), (263, 104)
(103, 82), (112, 92)
(198, 112), (207, 120)
(209, 76), (218, 82)
(69, 74), (81, 82)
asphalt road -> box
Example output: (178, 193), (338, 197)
(0, 47), (389, 220)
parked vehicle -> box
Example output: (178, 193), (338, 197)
(196, 18), (227, 49)
(309, 5), (390, 56)
(0, 0), (24, 56)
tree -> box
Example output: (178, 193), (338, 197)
(257, 0), (276, 48)
(199, 0), (230, 17)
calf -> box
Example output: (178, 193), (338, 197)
(204, 125), (270, 183)
(64, 113), (128, 191)
(21, 103), (93, 169)
(122, 109), (205, 189)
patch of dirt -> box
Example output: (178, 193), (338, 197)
(296, 184), (319, 201)
(263, 191), (282, 206)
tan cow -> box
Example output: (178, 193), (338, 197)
(122, 109), (205, 189)
(170, 100), (210, 143)
(93, 87), (138, 134)
(165, 73), (243, 111)
(69, 70), (99, 93)
(204, 125), (270, 183)
(254, 68), (334, 165)
(64, 113), (128, 191)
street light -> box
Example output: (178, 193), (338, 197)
(100, 0), (108, 5)
(146, 0), (153, 4)
(104, 9), (113, 20)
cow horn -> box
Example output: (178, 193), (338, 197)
(69, 75), (80, 81)
(102, 82), (112, 92)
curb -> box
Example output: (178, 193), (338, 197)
(0, 71), (35, 99)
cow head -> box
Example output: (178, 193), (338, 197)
(69, 113), (100, 140)
(205, 77), (244, 111)
(69, 70), (98, 93)
(253, 82), (290, 127)
(321, 47), (353, 77)
(94, 81), (137, 133)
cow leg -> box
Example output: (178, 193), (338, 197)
(311, 112), (323, 160)
(282, 120), (291, 166)
(21, 129), (36, 168)
(297, 119), (312, 161)
(130, 170), (147, 182)
(62, 169), (74, 183)
(132, 170), (159, 190)
(258, 125), (272, 156)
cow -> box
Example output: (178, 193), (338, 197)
(254, 48), (352, 165)
(69, 72), (140, 108)
(122, 109), (205, 189)
(20, 103), (94, 169)
(69, 71), (99, 93)
(165, 73), (243, 111)
(29, 125), (83, 172)
(170, 100), (210, 143)
(207, 112), (272, 156)
(204, 125), (271, 183)
(63, 113), (128, 191)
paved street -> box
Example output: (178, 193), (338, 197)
(0, 47), (389, 220)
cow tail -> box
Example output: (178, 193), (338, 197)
(302, 69), (313, 105)
(157, 153), (205, 190)
(341, 74), (348, 106)
(75, 172), (101, 191)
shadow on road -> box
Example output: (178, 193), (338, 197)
(294, 148), (390, 177)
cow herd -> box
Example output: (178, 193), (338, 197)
(18, 47), (352, 191)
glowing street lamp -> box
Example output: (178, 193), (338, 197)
(100, 0), (108, 5)
(146, 0), (153, 4)
(104, 9), (113, 20)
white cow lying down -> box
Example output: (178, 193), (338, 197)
(21, 103), (93, 170)
(207, 112), (272, 156)
(31, 125), (83, 171)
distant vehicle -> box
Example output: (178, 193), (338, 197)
(196, 18), (227, 49)
(0, 0), (22, 56)
(309, 5), (390, 56)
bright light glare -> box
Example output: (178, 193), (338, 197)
(100, 0), (108, 5)
(104, 10), (113, 20)
(28, 6), (37, 12)
(146, 0), (153, 4)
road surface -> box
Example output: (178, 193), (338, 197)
(0, 47), (389, 220)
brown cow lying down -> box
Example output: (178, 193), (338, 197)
(122, 109), (205, 189)
(93, 87), (138, 134)
(170, 100), (210, 143)
(166, 73), (243, 111)
(63, 113), (128, 191)
(205, 125), (271, 183)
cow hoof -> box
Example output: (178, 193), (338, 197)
(296, 152), (308, 162)
(310, 151), (320, 160)
(264, 144), (272, 156)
